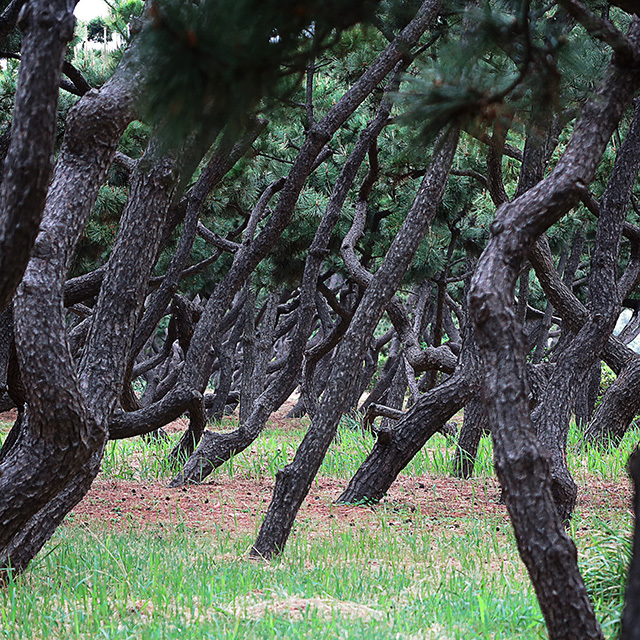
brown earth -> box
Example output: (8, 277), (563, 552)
(0, 409), (17, 426)
(2, 407), (632, 538)
(69, 472), (631, 538)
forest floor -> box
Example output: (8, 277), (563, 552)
(0, 405), (627, 540)
(70, 469), (629, 542)
(0, 407), (636, 640)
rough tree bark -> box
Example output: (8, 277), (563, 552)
(0, 30), (140, 574)
(574, 360), (601, 428)
(621, 447), (640, 640)
(583, 358), (640, 446)
(452, 394), (488, 479)
(8, 124), (225, 571)
(128, 123), (265, 366)
(251, 123), (457, 559)
(169, 60), (408, 485)
(0, 0), (75, 312)
(105, 0), (444, 443)
(532, 98), (640, 524)
(338, 320), (478, 504)
(468, 20), (640, 639)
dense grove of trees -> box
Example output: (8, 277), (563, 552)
(2, 0), (640, 637)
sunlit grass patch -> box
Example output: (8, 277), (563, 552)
(2, 410), (637, 639)
(98, 413), (640, 489)
(573, 514), (633, 639)
(1, 514), (544, 640)
(569, 423), (640, 482)
(0, 418), (12, 438)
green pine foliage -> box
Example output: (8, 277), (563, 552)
(0, 0), (22, 54)
(87, 17), (112, 43)
(0, 58), (18, 131)
(104, 0), (145, 41)
(135, 0), (380, 144)
(70, 184), (129, 277)
(394, 1), (623, 145)
(118, 121), (152, 160)
(45, 0), (640, 342)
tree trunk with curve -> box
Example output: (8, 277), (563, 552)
(574, 360), (601, 429)
(168, 61), (409, 485)
(452, 393), (488, 479)
(468, 22), (640, 638)
(0, 0), (75, 313)
(104, 0), (442, 447)
(338, 321), (479, 504)
(583, 357), (640, 447)
(251, 124), (457, 559)
(379, 339), (407, 428)
(0, 23), (141, 574)
(532, 97), (640, 524)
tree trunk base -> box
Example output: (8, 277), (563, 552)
(452, 395), (487, 479)
(339, 374), (471, 504)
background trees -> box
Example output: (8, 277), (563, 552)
(1, 0), (640, 637)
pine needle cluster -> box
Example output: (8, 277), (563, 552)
(136, 0), (379, 143)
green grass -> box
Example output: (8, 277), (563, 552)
(577, 519), (632, 638)
(1, 514), (544, 640)
(0, 413), (637, 639)
(3, 412), (639, 485)
(94, 415), (640, 485)
(1, 510), (631, 639)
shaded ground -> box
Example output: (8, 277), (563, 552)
(2, 405), (632, 539)
(70, 472), (631, 538)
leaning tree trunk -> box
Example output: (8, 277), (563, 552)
(583, 356), (640, 447)
(0, 0), (75, 312)
(128, 123), (265, 368)
(106, 0), (443, 444)
(251, 121), (457, 559)
(532, 97), (640, 524)
(452, 393), (488, 479)
(0, 450), (102, 575)
(359, 343), (401, 414)
(168, 64), (405, 485)
(0, 6), (140, 574)
(620, 447), (640, 640)
(338, 361), (477, 504)
(468, 23), (640, 638)
(340, 250), (474, 496)
(574, 360), (601, 429)
(379, 346), (408, 428)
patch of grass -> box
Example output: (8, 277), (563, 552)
(99, 414), (640, 487)
(99, 423), (468, 483)
(2, 411), (637, 639)
(569, 423), (640, 482)
(576, 518), (633, 638)
(101, 434), (180, 480)
(0, 419), (12, 440)
(1, 514), (544, 640)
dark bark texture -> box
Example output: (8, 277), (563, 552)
(0, 0), (75, 312)
(0, 32), (141, 575)
(252, 121), (456, 559)
(452, 394), (488, 479)
(583, 358), (640, 447)
(469, 22), (640, 640)
(532, 97), (640, 524)
(621, 448), (640, 640)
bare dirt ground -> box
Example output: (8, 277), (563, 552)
(0, 409), (17, 424)
(1, 407), (631, 537)
(70, 472), (631, 538)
